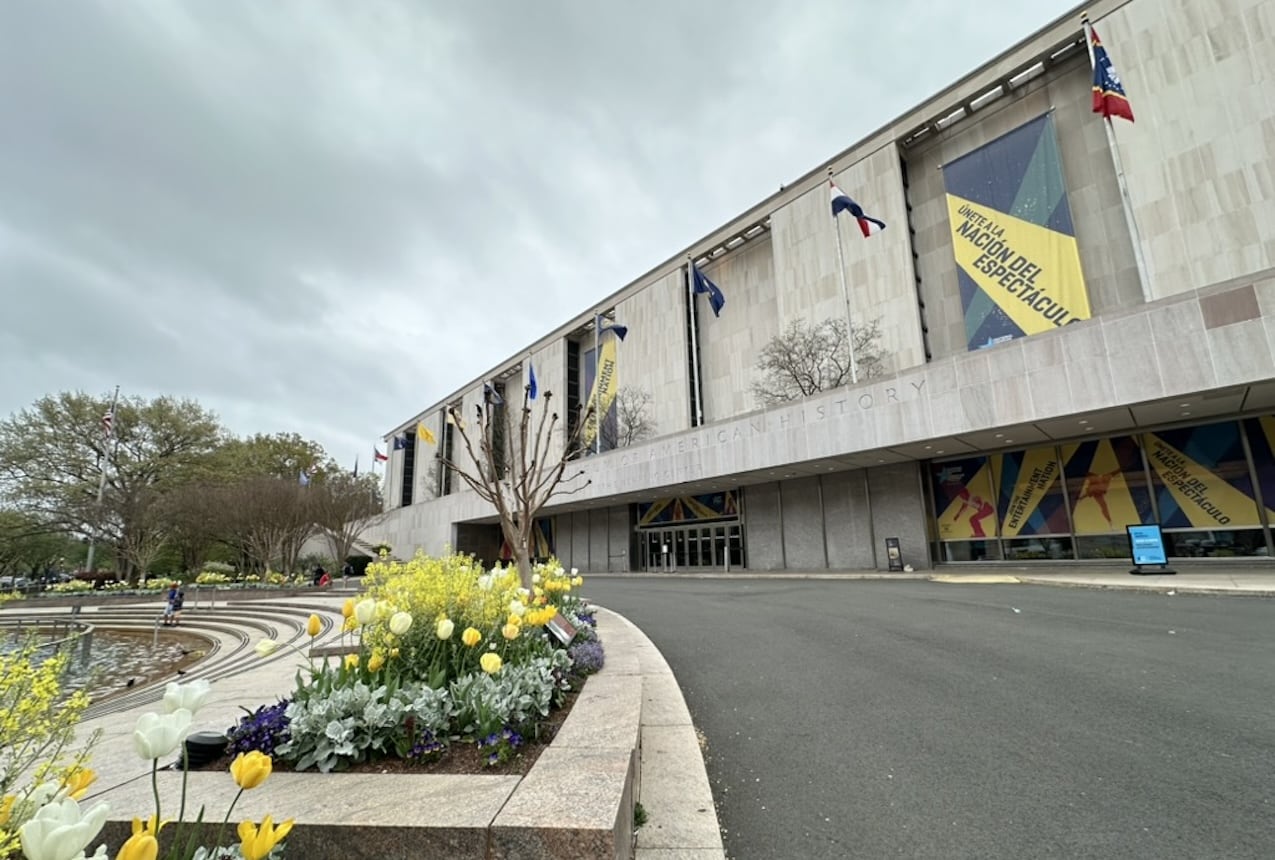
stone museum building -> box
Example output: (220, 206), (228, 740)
(370, 0), (1275, 571)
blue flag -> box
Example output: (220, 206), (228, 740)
(392, 434), (408, 450)
(528, 360), (538, 400)
(596, 314), (628, 341)
(691, 263), (726, 317)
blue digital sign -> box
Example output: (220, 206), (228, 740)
(1127, 524), (1168, 566)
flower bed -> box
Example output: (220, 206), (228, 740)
(234, 553), (602, 775)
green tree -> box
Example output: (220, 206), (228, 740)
(0, 510), (73, 579)
(0, 392), (222, 580)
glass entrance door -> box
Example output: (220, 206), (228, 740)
(639, 524), (744, 571)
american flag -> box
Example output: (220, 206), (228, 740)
(101, 410), (115, 438)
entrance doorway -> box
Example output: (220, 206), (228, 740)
(639, 524), (745, 571)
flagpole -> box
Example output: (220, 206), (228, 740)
(686, 258), (704, 426)
(1083, 14), (1153, 305)
(593, 310), (601, 455)
(84, 384), (119, 574)
(829, 174), (860, 385)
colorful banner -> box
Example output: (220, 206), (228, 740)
(638, 491), (740, 527)
(1062, 436), (1153, 534)
(1243, 416), (1275, 511)
(942, 113), (1091, 350)
(581, 338), (619, 450)
(1143, 422), (1271, 528)
(932, 457), (999, 540)
(995, 447), (1068, 536)
(500, 518), (554, 560)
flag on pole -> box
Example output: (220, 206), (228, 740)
(417, 421), (436, 445)
(691, 263), (726, 317)
(392, 434), (409, 450)
(528, 360), (538, 400)
(1087, 23), (1134, 122)
(596, 315), (628, 341)
(830, 182), (886, 237)
(101, 410), (114, 438)
(373, 447), (388, 462)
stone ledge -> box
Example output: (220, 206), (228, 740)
(90, 643), (641, 859)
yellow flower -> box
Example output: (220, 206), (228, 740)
(344, 653), (360, 669)
(116, 830), (158, 860)
(306, 614), (321, 637)
(506, 613), (522, 627)
(238, 816), (295, 860)
(461, 627), (481, 647)
(572, 575), (584, 587)
(389, 647), (400, 658)
(230, 751), (272, 790)
(368, 651), (385, 672)
(480, 652), (503, 674)
(131, 814), (168, 836)
(342, 616), (357, 633)
(0, 794), (13, 827)
(61, 767), (96, 799)
(341, 598), (355, 618)
(501, 623), (520, 641)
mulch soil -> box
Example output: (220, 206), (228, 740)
(195, 686), (581, 778)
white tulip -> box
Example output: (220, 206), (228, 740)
(435, 618), (454, 640)
(353, 598), (377, 626)
(254, 639), (280, 657)
(389, 611), (413, 636)
(509, 599), (527, 617)
(476, 574), (493, 591)
(162, 679), (211, 716)
(18, 796), (110, 860)
(132, 709), (193, 760)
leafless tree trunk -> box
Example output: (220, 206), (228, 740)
(440, 387), (592, 589)
(751, 316), (886, 407)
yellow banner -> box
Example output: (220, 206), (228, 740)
(998, 448), (1061, 537)
(945, 194), (1091, 335)
(582, 336), (619, 448)
(1062, 439), (1145, 534)
(1143, 433), (1270, 527)
(936, 461), (999, 540)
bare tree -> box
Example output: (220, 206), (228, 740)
(112, 488), (168, 582)
(441, 388), (592, 589)
(601, 386), (657, 449)
(215, 478), (314, 573)
(751, 316), (886, 407)
(312, 472), (386, 568)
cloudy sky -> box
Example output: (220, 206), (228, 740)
(0, 0), (1078, 468)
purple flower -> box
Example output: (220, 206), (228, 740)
(568, 639), (605, 675)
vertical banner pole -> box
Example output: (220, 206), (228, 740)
(687, 259), (704, 426)
(833, 215), (860, 385)
(1084, 15), (1153, 305)
(593, 311), (601, 455)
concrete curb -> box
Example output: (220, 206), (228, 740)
(1012, 577), (1275, 597)
(596, 609), (727, 860)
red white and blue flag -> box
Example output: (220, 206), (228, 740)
(829, 183), (886, 237)
(1088, 24), (1134, 122)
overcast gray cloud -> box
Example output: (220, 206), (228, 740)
(0, 0), (1077, 467)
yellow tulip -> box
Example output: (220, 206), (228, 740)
(480, 652), (503, 674)
(238, 816), (295, 860)
(501, 623), (520, 641)
(344, 653), (360, 670)
(61, 767), (96, 799)
(341, 598), (355, 618)
(306, 614), (321, 637)
(0, 794), (13, 827)
(389, 647), (400, 658)
(461, 627), (481, 647)
(116, 831), (158, 860)
(131, 814), (168, 836)
(230, 750), (272, 790)
(368, 651), (385, 672)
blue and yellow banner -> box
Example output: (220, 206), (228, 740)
(995, 447), (1068, 537)
(942, 113), (1091, 350)
(582, 337), (619, 450)
(1144, 422), (1272, 529)
(931, 457), (999, 540)
(1061, 436), (1153, 534)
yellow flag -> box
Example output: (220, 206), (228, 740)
(417, 421), (436, 445)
